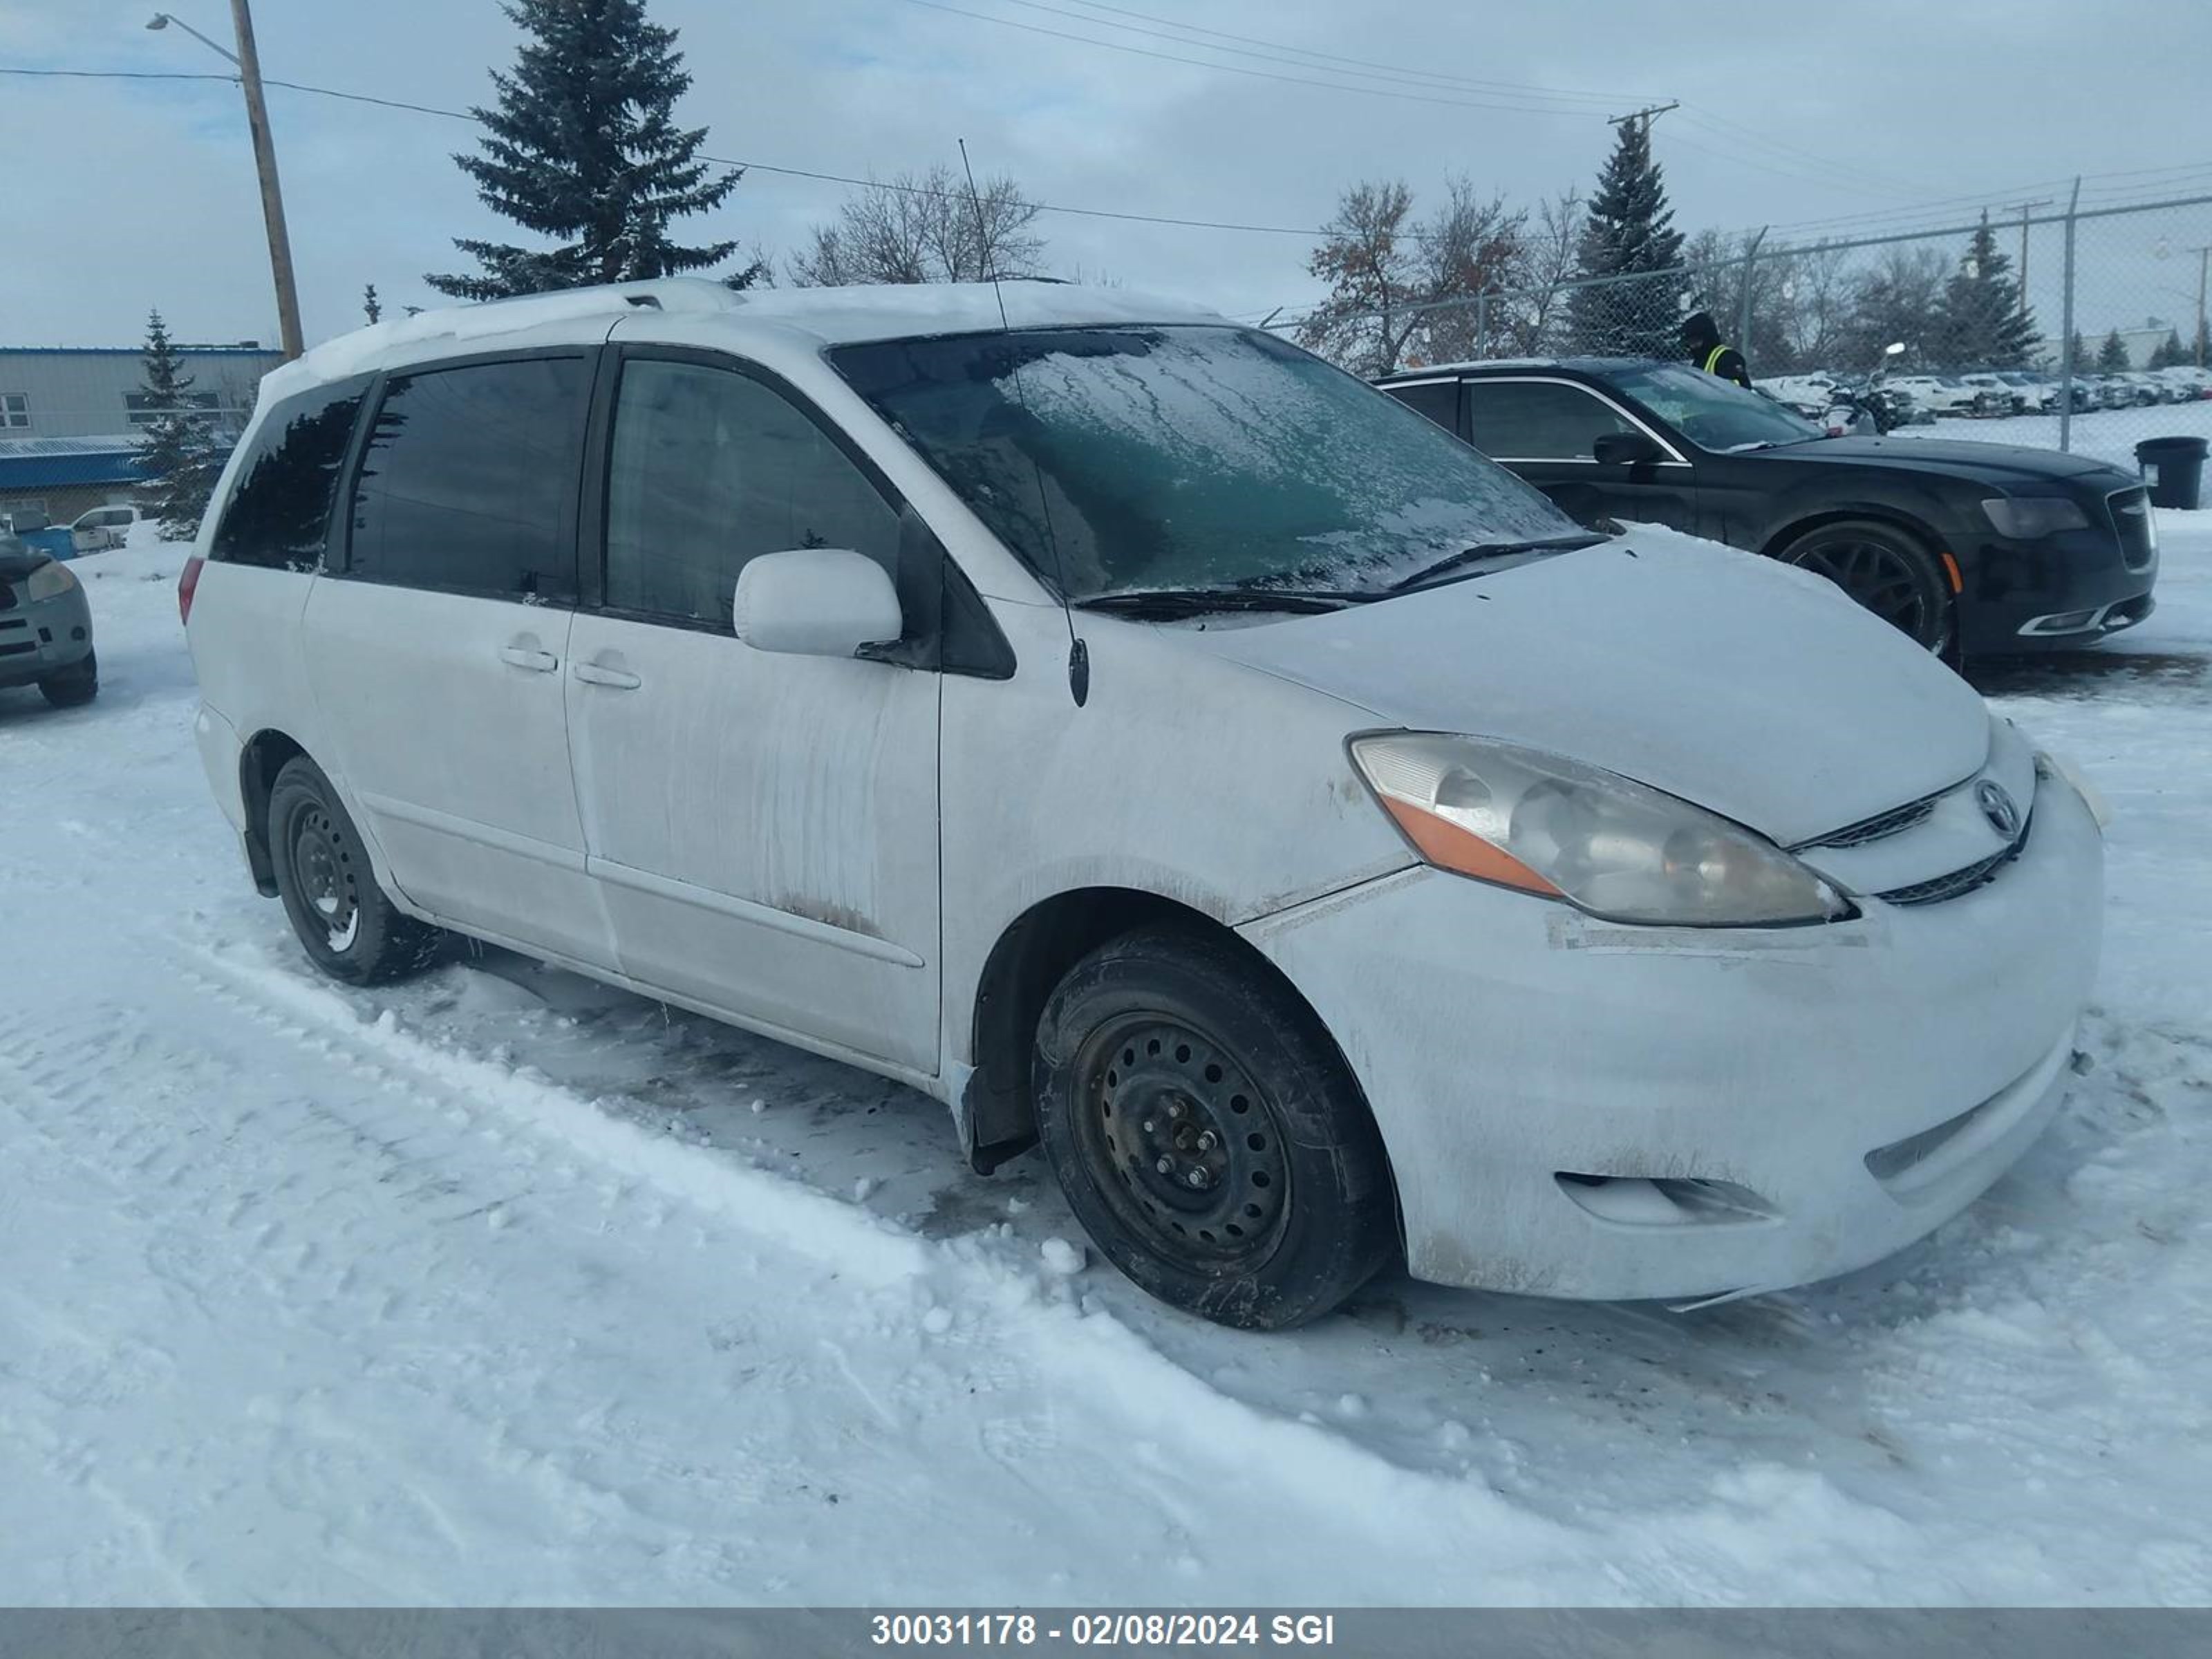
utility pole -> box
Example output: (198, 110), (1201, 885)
(2193, 247), (2212, 368)
(1606, 100), (1679, 139)
(2014, 199), (2052, 319)
(148, 6), (303, 359)
(229, 0), (303, 359)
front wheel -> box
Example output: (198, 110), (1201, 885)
(268, 756), (447, 984)
(38, 648), (97, 708)
(1032, 926), (1397, 1330)
(1777, 520), (1953, 653)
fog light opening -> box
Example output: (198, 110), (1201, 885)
(1555, 1172), (1779, 1226)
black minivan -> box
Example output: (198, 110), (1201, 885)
(1378, 357), (2157, 658)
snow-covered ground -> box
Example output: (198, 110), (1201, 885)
(4, 524), (2210, 1607)
(1897, 395), (2212, 471)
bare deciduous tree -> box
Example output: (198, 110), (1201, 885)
(1295, 177), (1526, 375)
(1501, 187), (1581, 355)
(789, 165), (1046, 285)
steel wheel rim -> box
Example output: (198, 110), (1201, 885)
(291, 803), (361, 952)
(1074, 1015), (1290, 1267)
(1788, 537), (1933, 639)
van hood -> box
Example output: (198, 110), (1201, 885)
(1192, 528), (1991, 847)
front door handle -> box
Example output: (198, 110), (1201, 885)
(499, 645), (559, 673)
(573, 661), (641, 691)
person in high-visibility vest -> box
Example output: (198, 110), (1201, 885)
(1680, 310), (1753, 390)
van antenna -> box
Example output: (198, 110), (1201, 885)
(959, 138), (1088, 708)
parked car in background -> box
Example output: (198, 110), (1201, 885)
(69, 502), (147, 554)
(0, 529), (99, 706)
(0, 509), (78, 563)
(181, 277), (2110, 1330)
(2111, 373), (2164, 407)
(1376, 355), (2159, 657)
(1888, 375), (1983, 418)
(1959, 373), (2025, 415)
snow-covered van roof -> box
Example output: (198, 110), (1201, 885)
(261, 277), (1230, 405)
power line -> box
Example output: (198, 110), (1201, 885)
(895, 1), (1987, 205)
(978, 0), (1625, 110)
(10, 61), (2204, 264)
(890, 0), (1679, 118)
(0, 63), (1336, 239)
(1044, 0), (1651, 104)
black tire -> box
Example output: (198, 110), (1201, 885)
(1777, 519), (1953, 653)
(38, 648), (97, 708)
(268, 756), (446, 984)
(1033, 925), (1396, 1330)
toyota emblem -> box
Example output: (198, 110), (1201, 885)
(1976, 780), (2022, 839)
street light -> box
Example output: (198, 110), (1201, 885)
(145, 10), (238, 66)
(147, 6), (303, 359)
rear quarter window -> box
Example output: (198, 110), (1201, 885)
(210, 377), (370, 571)
(346, 355), (588, 603)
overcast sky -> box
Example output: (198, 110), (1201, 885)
(6, 0), (2212, 348)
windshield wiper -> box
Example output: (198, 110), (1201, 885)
(1386, 532), (1605, 593)
(1074, 585), (1374, 619)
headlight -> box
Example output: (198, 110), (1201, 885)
(1350, 733), (1850, 926)
(23, 559), (77, 601)
(1982, 496), (2088, 538)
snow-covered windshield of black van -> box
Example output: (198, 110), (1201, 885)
(830, 326), (1578, 602)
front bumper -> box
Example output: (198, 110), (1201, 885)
(1240, 771), (2103, 1302)
(0, 582), (93, 688)
(1958, 509), (2158, 655)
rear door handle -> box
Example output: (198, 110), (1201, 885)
(572, 662), (641, 690)
(499, 645), (559, 673)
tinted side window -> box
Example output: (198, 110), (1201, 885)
(603, 358), (900, 628)
(1385, 379), (1461, 434)
(209, 377), (368, 570)
(349, 356), (588, 601)
(1462, 381), (1636, 460)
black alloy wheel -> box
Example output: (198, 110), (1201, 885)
(1780, 521), (1952, 652)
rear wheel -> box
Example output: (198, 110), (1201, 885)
(268, 756), (446, 984)
(1032, 925), (1396, 1330)
(1778, 520), (1953, 653)
(38, 648), (97, 708)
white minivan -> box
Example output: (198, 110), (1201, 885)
(182, 279), (2105, 1329)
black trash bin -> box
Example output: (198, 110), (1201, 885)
(2135, 435), (2208, 509)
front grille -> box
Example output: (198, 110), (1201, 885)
(2108, 487), (2156, 572)
(1875, 818), (2030, 907)
(1796, 794), (1940, 852)
(0, 639), (34, 658)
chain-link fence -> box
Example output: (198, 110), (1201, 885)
(1307, 190), (2212, 465)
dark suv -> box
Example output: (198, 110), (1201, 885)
(1378, 357), (2157, 658)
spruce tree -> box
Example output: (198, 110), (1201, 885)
(1566, 118), (1685, 356)
(2147, 328), (2186, 369)
(133, 310), (219, 537)
(363, 283), (382, 324)
(1931, 214), (2038, 368)
(2068, 329), (2091, 371)
(2097, 328), (2131, 372)
(428, 0), (742, 299)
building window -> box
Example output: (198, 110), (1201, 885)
(1, 394), (28, 429)
(122, 390), (220, 428)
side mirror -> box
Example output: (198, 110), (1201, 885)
(733, 548), (902, 659)
(1591, 431), (1665, 467)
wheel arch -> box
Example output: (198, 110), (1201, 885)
(1758, 503), (1947, 565)
(237, 728), (310, 897)
(960, 885), (1398, 1234)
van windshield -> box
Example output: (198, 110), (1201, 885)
(830, 325), (1577, 601)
